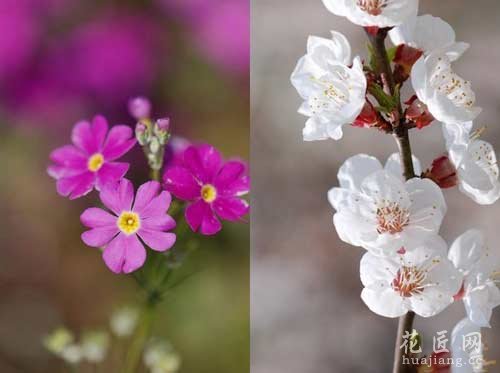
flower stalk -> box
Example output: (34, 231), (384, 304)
(368, 27), (416, 373)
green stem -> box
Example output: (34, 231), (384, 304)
(122, 302), (155, 373)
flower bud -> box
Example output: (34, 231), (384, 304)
(135, 122), (149, 146)
(154, 118), (171, 145)
(405, 95), (434, 129)
(353, 101), (390, 132)
(423, 155), (458, 189)
(128, 97), (151, 120)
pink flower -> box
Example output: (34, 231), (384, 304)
(80, 179), (176, 274)
(163, 144), (250, 235)
(48, 115), (136, 199)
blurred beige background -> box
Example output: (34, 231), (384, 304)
(251, 1), (500, 372)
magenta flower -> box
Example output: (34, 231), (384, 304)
(80, 179), (176, 274)
(48, 115), (136, 199)
(163, 144), (250, 235)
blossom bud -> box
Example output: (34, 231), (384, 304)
(150, 136), (160, 154)
(393, 44), (423, 83)
(128, 97), (151, 120)
(353, 101), (390, 132)
(423, 155), (458, 189)
(135, 122), (149, 146)
(154, 118), (171, 145)
(405, 95), (434, 129)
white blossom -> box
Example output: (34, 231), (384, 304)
(81, 331), (110, 363)
(291, 31), (367, 141)
(411, 52), (481, 125)
(443, 123), (500, 205)
(110, 306), (140, 337)
(451, 318), (484, 373)
(389, 15), (469, 58)
(448, 230), (500, 327)
(360, 236), (462, 317)
(329, 154), (446, 255)
(322, 0), (419, 28)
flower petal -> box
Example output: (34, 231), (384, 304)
(71, 120), (97, 154)
(448, 229), (485, 272)
(102, 234), (146, 274)
(142, 215), (176, 231)
(214, 161), (250, 196)
(361, 288), (407, 318)
(338, 154), (382, 192)
(91, 115), (109, 152)
(138, 229), (176, 252)
(102, 125), (136, 161)
(163, 166), (201, 200)
(80, 207), (117, 228)
(100, 179), (134, 215)
(138, 191), (172, 218)
(185, 199), (222, 235)
(132, 181), (161, 213)
(213, 197), (249, 221)
(49, 145), (87, 167)
(81, 227), (119, 247)
(56, 172), (96, 199)
(184, 145), (222, 183)
(95, 162), (129, 191)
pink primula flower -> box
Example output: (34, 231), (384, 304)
(48, 115), (136, 199)
(163, 144), (250, 235)
(80, 179), (176, 274)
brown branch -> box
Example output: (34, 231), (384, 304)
(366, 28), (417, 373)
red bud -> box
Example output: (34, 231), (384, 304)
(424, 156), (458, 189)
(405, 95), (434, 129)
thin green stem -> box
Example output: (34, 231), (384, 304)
(122, 302), (155, 373)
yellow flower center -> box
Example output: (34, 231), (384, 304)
(88, 153), (105, 172)
(201, 184), (217, 203)
(117, 211), (141, 235)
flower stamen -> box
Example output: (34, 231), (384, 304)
(117, 211), (141, 235)
(376, 201), (410, 234)
(88, 153), (105, 172)
(201, 184), (217, 203)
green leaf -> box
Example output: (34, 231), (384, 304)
(387, 46), (398, 63)
(368, 84), (397, 110)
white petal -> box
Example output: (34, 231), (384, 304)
(448, 229), (485, 272)
(464, 283), (500, 328)
(361, 288), (407, 318)
(361, 170), (410, 208)
(406, 178), (447, 232)
(338, 154), (383, 192)
(307, 31), (351, 66)
(451, 318), (483, 373)
(384, 153), (422, 180)
(360, 252), (398, 287)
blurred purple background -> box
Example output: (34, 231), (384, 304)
(0, 0), (249, 372)
(251, 1), (500, 372)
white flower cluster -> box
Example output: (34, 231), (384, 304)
(291, 1), (500, 365)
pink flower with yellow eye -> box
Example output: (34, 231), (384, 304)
(163, 144), (250, 236)
(48, 115), (136, 199)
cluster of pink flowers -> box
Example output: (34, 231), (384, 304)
(48, 98), (250, 274)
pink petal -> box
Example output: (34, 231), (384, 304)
(71, 120), (95, 154)
(102, 125), (136, 160)
(100, 178), (134, 215)
(142, 215), (176, 231)
(214, 160), (250, 196)
(163, 166), (201, 200)
(91, 115), (109, 152)
(138, 229), (176, 252)
(184, 145), (222, 183)
(95, 162), (130, 190)
(48, 164), (87, 180)
(200, 207), (222, 235)
(103, 234), (146, 274)
(56, 172), (95, 199)
(81, 227), (119, 247)
(138, 191), (172, 218)
(80, 207), (117, 228)
(49, 145), (87, 166)
(185, 199), (222, 235)
(133, 181), (161, 213)
(213, 197), (249, 221)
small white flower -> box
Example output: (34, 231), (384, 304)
(322, 0), (419, 27)
(389, 15), (469, 59)
(411, 52), (481, 125)
(360, 235), (462, 318)
(451, 318), (484, 373)
(81, 331), (110, 363)
(43, 327), (74, 355)
(291, 31), (367, 141)
(448, 230), (500, 327)
(144, 340), (181, 373)
(110, 306), (140, 337)
(443, 123), (500, 205)
(60, 344), (83, 365)
(329, 154), (445, 255)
